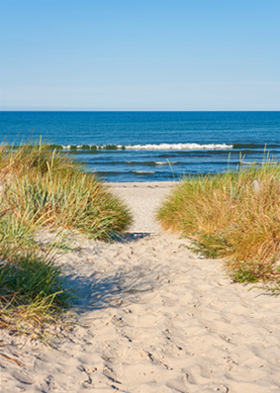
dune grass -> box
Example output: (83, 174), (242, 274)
(156, 163), (280, 290)
(0, 142), (132, 333)
(0, 142), (132, 239)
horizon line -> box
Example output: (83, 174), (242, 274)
(1, 109), (280, 112)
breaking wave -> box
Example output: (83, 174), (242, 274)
(60, 143), (233, 151)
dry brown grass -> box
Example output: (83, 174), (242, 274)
(157, 164), (280, 288)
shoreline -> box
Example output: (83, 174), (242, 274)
(105, 181), (177, 186)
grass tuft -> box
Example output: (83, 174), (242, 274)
(0, 142), (132, 335)
(157, 163), (280, 290)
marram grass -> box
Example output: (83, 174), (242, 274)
(0, 142), (132, 334)
(0, 142), (132, 239)
(156, 163), (280, 289)
(6, 170), (131, 240)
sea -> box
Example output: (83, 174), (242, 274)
(0, 111), (280, 182)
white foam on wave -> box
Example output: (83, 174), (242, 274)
(61, 143), (233, 151)
(131, 171), (156, 174)
(125, 143), (233, 150)
(61, 144), (107, 150)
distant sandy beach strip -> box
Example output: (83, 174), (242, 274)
(1, 181), (280, 393)
(106, 181), (176, 234)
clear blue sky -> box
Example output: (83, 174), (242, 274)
(0, 0), (279, 110)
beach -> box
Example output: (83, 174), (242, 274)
(1, 181), (280, 393)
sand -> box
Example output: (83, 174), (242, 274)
(1, 181), (280, 392)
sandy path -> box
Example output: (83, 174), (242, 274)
(1, 182), (280, 393)
(106, 181), (174, 234)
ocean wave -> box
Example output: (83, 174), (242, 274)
(60, 143), (233, 151)
(61, 144), (123, 150)
(125, 143), (233, 150)
(125, 161), (170, 166)
(239, 161), (261, 166)
(131, 170), (156, 175)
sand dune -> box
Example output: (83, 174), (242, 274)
(1, 182), (280, 392)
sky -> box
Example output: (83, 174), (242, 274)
(0, 0), (279, 111)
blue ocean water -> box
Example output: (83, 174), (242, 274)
(0, 111), (280, 182)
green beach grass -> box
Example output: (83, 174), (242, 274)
(156, 163), (280, 291)
(0, 142), (132, 334)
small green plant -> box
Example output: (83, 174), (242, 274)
(0, 242), (73, 335)
(187, 231), (231, 258)
(0, 252), (70, 306)
(227, 259), (278, 283)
